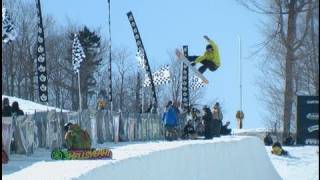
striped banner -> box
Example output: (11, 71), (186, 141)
(35, 0), (48, 103)
(181, 46), (190, 111)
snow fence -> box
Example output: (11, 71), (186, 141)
(2, 110), (179, 156)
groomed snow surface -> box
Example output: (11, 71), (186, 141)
(3, 135), (317, 180)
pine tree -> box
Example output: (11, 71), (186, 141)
(75, 26), (102, 109)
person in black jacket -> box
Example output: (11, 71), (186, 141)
(220, 121), (231, 135)
(2, 98), (12, 117)
(283, 134), (295, 146)
(11, 101), (24, 116)
(181, 120), (196, 139)
(264, 133), (273, 146)
(203, 105), (214, 139)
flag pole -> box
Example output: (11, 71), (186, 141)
(107, 0), (113, 112)
(78, 71), (82, 112)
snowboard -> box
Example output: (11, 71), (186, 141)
(51, 148), (112, 160)
(175, 49), (209, 84)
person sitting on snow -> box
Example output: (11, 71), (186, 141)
(11, 101), (24, 116)
(2, 98), (12, 117)
(264, 132), (273, 146)
(271, 142), (288, 156)
(182, 120), (197, 139)
(283, 134), (295, 146)
(64, 122), (92, 150)
(220, 121), (231, 135)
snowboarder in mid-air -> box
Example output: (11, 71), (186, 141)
(176, 35), (221, 74)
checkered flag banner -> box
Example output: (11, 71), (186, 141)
(190, 75), (205, 90)
(144, 65), (171, 87)
(135, 49), (146, 70)
(2, 6), (17, 43)
(72, 34), (86, 73)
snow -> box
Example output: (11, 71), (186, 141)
(2, 95), (69, 114)
(267, 145), (319, 180)
(3, 136), (282, 180)
(232, 128), (268, 134)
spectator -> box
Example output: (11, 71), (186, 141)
(11, 101), (24, 116)
(2, 141), (8, 164)
(220, 121), (231, 135)
(283, 134), (295, 146)
(203, 105), (214, 139)
(182, 120), (196, 139)
(162, 101), (178, 141)
(172, 101), (181, 116)
(236, 110), (244, 129)
(64, 122), (92, 150)
(2, 98), (12, 117)
(264, 133), (273, 146)
(212, 102), (223, 137)
(271, 142), (288, 156)
(97, 99), (106, 110)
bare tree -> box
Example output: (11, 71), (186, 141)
(238, 0), (316, 141)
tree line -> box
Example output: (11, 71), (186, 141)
(2, 0), (204, 113)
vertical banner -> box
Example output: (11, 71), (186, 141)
(35, 0), (48, 103)
(296, 96), (319, 145)
(2, 5), (17, 43)
(127, 11), (158, 112)
(181, 46), (190, 112)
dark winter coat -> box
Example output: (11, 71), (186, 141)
(11, 102), (24, 116)
(264, 134), (273, 146)
(220, 124), (231, 135)
(2, 106), (12, 117)
(203, 108), (214, 139)
(283, 136), (294, 146)
(212, 106), (223, 137)
(183, 123), (196, 135)
(162, 105), (178, 127)
(2, 98), (13, 117)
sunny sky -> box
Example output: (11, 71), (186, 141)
(40, 0), (267, 129)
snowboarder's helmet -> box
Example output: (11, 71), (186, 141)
(64, 122), (73, 132)
(206, 44), (213, 50)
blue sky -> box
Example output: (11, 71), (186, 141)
(41, 0), (267, 129)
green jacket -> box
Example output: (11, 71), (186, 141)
(65, 124), (91, 150)
(194, 40), (220, 67)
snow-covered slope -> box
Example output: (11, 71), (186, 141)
(2, 136), (281, 180)
(2, 95), (69, 114)
(267, 145), (319, 180)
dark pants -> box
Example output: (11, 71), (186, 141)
(187, 56), (218, 73)
(212, 120), (221, 137)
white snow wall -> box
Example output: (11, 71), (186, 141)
(79, 137), (281, 180)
